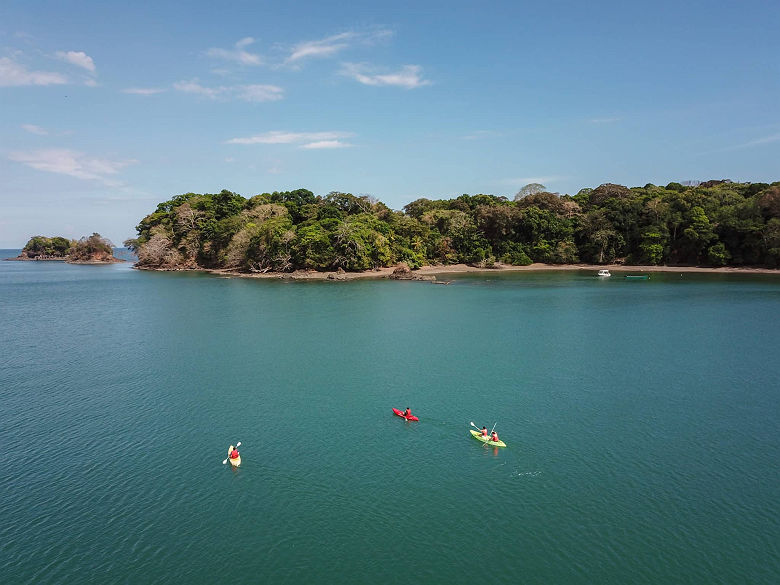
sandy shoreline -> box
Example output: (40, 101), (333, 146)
(190, 262), (779, 281)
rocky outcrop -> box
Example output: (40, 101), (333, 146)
(388, 263), (436, 281)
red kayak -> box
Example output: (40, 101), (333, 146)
(392, 407), (419, 421)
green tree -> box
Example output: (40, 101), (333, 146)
(576, 210), (623, 263)
(638, 229), (666, 265)
(680, 206), (716, 263)
(246, 216), (295, 272)
(292, 222), (336, 270)
(707, 242), (730, 266)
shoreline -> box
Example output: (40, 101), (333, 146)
(138, 262), (780, 281)
(4, 256), (67, 261)
(4, 256), (124, 264)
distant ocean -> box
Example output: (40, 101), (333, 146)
(1, 258), (778, 584)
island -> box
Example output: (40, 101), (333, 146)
(9, 233), (123, 264)
(124, 180), (779, 278)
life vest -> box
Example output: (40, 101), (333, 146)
(405, 409), (412, 417)
(491, 433), (499, 442)
(230, 449), (239, 459)
(481, 429), (488, 436)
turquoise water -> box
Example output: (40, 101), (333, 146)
(1, 253), (778, 584)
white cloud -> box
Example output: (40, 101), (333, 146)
(237, 84), (284, 102)
(284, 29), (392, 66)
(174, 79), (223, 99)
(0, 56), (67, 86)
(287, 32), (355, 63)
(341, 63), (431, 89)
(55, 50), (96, 73)
(22, 124), (48, 135)
(122, 87), (166, 95)
(300, 140), (352, 149)
(8, 148), (137, 184)
(206, 37), (263, 66)
(174, 80), (283, 102)
(226, 130), (354, 145)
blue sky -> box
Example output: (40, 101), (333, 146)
(1, 0), (778, 247)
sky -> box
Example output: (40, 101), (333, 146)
(1, 0), (779, 247)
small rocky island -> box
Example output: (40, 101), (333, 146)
(9, 233), (123, 264)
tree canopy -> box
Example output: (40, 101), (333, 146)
(126, 181), (780, 272)
(68, 233), (115, 262)
(20, 233), (117, 262)
(21, 236), (73, 258)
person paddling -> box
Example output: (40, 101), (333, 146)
(480, 426), (489, 438)
(229, 445), (240, 460)
(404, 407), (412, 418)
(491, 430), (500, 443)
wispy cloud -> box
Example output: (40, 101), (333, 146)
(699, 130), (780, 155)
(55, 51), (96, 73)
(122, 87), (166, 95)
(237, 84), (284, 102)
(22, 124), (48, 135)
(462, 130), (500, 141)
(729, 132), (780, 150)
(225, 130), (354, 147)
(0, 56), (67, 86)
(174, 80), (283, 102)
(340, 63), (431, 89)
(287, 32), (355, 63)
(206, 37), (263, 66)
(300, 140), (352, 149)
(588, 116), (621, 124)
(174, 79), (222, 99)
(284, 30), (392, 66)
(8, 148), (137, 185)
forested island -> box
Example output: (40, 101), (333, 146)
(11, 233), (122, 263)
(125, 180), (780, 273)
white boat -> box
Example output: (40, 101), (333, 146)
(597, 269), (611, 277)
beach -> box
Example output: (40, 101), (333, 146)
(201, 262), (779, 280)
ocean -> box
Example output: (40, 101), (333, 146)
(1, 252), (778, 584)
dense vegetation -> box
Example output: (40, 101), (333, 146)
(126, 181), (780, 271)
(19, 233), (116, 262)
(67, 233), (116, 262)
(20, 235), (73, 258)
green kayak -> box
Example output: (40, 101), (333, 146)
(470, 429), (506, 448)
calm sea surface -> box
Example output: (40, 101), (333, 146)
(1, 251), (778, 584)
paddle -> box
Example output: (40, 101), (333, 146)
(222, 441), (241, 464)
(470, 421), (489, 443)
(469, 421), (497, 444)
(489, 422), (499, 444)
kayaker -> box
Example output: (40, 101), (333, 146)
(404, 407), (412, 418)
(491, 431), (500, 442)
(480, 426), (489, 437)
(229, 446), (240, 460)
